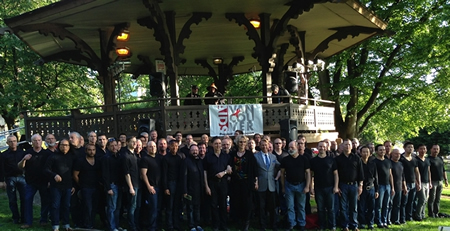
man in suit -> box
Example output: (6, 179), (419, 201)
(254, 139), (280, 231)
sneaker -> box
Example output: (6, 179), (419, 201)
(196, 226), (204, 231)
(190, 228), (197, 231)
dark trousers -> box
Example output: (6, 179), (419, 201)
(258, 190), (277, 229)
(358, 187), (375, 228)
(50, 187), (71, 230)
(5, 176), (26, 223)
(165, 181), (182, 230)
(24, 183), (50, 225)
(209, 179), (228, 229)
(390, 190), (402, 224)
(231, 179), (253, 229)
(400, 183), (415, 222)
(81, 187), (98, 228)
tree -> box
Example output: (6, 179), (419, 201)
(0, 0), (102, 128)
(314, 0), (450, 140)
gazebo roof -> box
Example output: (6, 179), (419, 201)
(4, 0), (387, 75)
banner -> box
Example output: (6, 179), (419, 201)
(209, 104), (263, 136)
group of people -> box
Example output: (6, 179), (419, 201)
(0, 129), (448, 231)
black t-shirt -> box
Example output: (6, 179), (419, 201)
(391, 160), (404, 192)
(74, 157), (100, 188)
(429, 156), (445, 181)
(374, 158), (392, 185)
(400, 155), (418, 184)
(310, 155), (336, 188)
(415, 156), (430, 183)
(281, 154), (310, 184)
(140, 154), (162, 188)
(1, 148), (25, 178)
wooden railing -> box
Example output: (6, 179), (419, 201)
(25, 96), (335, 140)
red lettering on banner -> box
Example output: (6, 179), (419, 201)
(218, 106), (228, 132)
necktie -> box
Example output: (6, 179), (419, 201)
(265, 154), (270, 169)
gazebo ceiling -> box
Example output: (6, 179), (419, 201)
(5, 0), (387, 75)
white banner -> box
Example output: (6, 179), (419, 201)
(209, 104), (263, 136)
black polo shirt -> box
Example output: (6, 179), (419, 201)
(122, 149), (140, 190)
(362, 159), (378, 191)
(335, 152), (364, 184)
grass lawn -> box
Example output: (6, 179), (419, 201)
(1, 188), (450, 231)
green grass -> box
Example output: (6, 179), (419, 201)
(1, 188), (450, 231)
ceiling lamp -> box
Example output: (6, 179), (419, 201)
(249, 19), (261, 29)
(213, 58), (223, 65)
(117, 30), (130, 41)
(116, 47), (130, 57)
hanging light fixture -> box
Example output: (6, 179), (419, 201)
(116, 47), (130, 57)
(117, 30), (130, 41)
(213, 57), (223, 65)
(249, 19), (261, 29)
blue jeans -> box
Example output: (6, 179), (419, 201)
(358, 186), (375, 228)
(339, 183), (358, 229)
(126, 187), (140, 231)
(390, 190), (402, 224)
(315, 186), (335, 229)
(400, 182), (415, 222)
(24, 184), (50, 225)
(106, 184), (122, 231)
(5, 176), (27, 223)
(376, 184), (391, 225)
(50, 187), (71, 230)
(285, 181), (306, 227)
(81, 187), (98, 228)
(146, 187), (159, 231)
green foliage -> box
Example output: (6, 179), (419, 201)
(406, 128), (450, 155)
(314, 0), (450, 142)
(0, 1), (103, 126)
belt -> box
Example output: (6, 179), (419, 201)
(288, 181), (302, 185)
(343, 181), (357, 185)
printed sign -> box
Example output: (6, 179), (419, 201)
(209, 104), (263, 136)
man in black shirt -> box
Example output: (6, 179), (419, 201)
(141, 141), (162, 231)
(335, 139), (364, 231)
(162, 139), (186, 231)
(399, 142), (421, 223)
(203, 137), (231, 231)
(102, 138), (125, 231)
(1, 135), (26, 224)
(281, 141), (310, 231)
(310, 141), (338, 230)
(373, 145), (394, 228)
(390, 149), (405, 225)
(96, 133), (108, 159)
(414, 144), (431, 221)
(44, 134), (57, 153)
(184, 85), (202, 105)
(183, 145), (205, 231)
(45, 138), (74, 231)
(73, 143), (101, 228)
(358, 146), (378, 230)
(18, 134), (51, 228)
(123, 136), (140, 231)
(428, 144), (449, 218)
